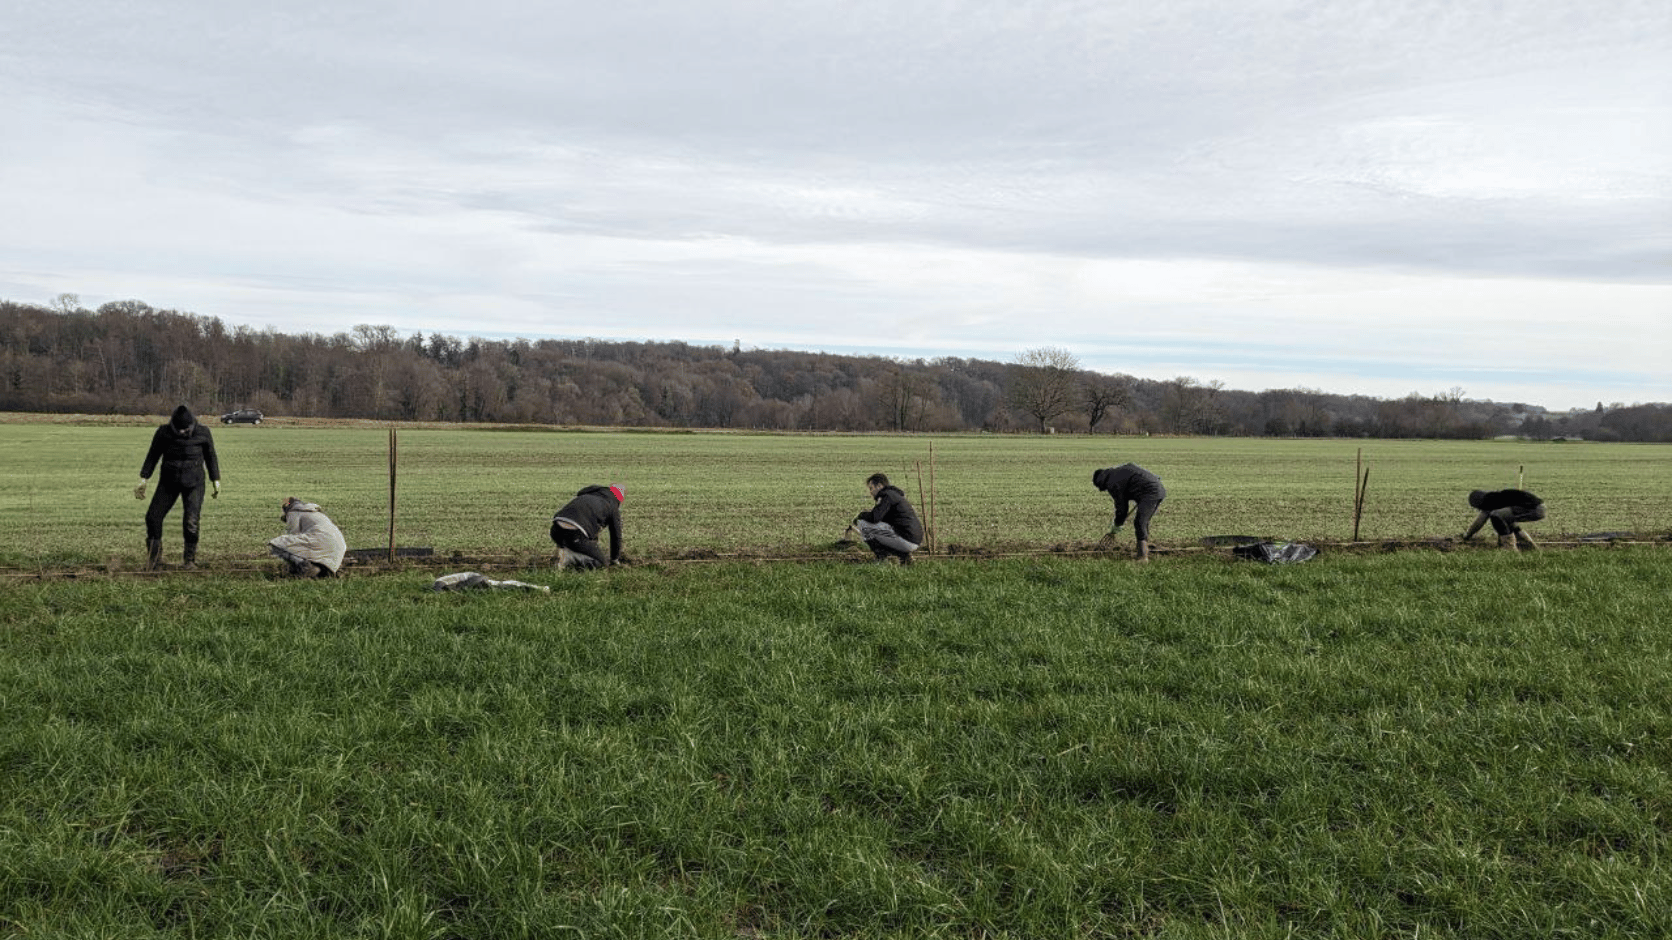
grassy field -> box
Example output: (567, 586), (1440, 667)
(2, 419), (1670, 936)
(2, 550), (1669, 937)
(2, 418), (1670, 570)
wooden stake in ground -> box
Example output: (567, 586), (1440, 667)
(1352, 448), (1371, 542)
(929, 442), (938, 555)
(1518, 464), (1525, 490)
(914, 459), (928, 554)
(388, 428), (398, 563)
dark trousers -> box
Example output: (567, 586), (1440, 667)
(1487, 503), (1545, 536)
(1130, 495), (1164, 542)
(145, 481), (204, 547)
(551, 523), (609, 569)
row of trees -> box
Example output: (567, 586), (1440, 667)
(5, 296), (1668, 441)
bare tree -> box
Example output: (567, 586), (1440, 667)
(1007, 346), (1081, 433)
(1084, 375), (1131, 433)
(873, 367), (930, 431)
(1160, 376), (1227, 434)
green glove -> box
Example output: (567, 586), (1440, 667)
(134, 479), (147, 500)
(211, 480), (221, 500)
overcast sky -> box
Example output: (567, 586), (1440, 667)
(4, 1), (1667, 410)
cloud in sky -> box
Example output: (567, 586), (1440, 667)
(3, 0), (1667, 410)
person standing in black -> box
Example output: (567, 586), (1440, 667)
(550, 484), (624, 570)
(135, 404), (221, 570)
(847, 472), (924, 565)
(1092, 463), (1166, 562)
(1461, 488), (1544, 551)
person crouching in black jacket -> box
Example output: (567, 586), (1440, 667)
(551, 484), (624, 569)
(1462, 488), (1544, 551)
(847, 473), (923, 565)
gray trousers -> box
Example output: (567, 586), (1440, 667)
(1487, 503), (1545, 536)
(854, 520), (918, 555)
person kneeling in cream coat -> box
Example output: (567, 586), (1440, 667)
(270, 497), (348, 578)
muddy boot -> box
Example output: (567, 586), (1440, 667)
(1515, 530), (1539, 551)
(182, 544), (198, 570)
(146, 538), (163, 571)
(1136, 539), (1151, 563)
(895, 548), (914, 566)
(1498, 534), (1518, 552)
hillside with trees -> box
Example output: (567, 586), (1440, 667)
(4, 297), (1668, 440)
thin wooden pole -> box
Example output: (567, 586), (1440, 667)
(1353, 449), (1361, 540)
(1518, 464), (1524, 490)
(388, 428), (398, 563)
(1355, 467), (1370, 542)
(1352, 448), (1370, 542)
(914, 459), (927, 553)
(929, 442), (937, 555)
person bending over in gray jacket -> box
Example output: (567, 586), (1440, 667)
(1092, 463), (1166, 562)
(269, 497), (348, 578)
(550, 484), (624, 570)
(847, 473), (924, 565)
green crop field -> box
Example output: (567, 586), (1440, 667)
(2, 418), (1669, 571)
(2, 418), (1670, 937)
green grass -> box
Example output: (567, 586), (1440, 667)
(3, 550), (1670, 938)
(3, 423), (1670, 570)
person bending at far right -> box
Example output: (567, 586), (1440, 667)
(550, 483), (625, 570)
(1092, 463), (1166, 562)
(1461, 488), (1544, 551)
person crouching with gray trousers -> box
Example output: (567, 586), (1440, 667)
(848, 473), (923, 565)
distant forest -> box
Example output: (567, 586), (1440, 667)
(5, 296), (1670, 441)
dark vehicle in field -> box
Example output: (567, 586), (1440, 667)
(220, 409), (264, 425)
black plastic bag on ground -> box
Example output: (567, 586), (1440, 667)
(1232, 541), (1317, 564)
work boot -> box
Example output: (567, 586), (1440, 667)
(1515, 530), (1539, 551)
(1498, 534), (1518, 552)
(146, 538), (163, 571)
(182, 544), (198, 570)
(1136, 539), (1151, 563)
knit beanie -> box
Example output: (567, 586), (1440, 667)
(171, 404), (195, 431)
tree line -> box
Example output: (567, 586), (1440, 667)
(4, 296), (1669, 441)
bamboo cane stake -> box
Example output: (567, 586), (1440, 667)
(929, 441), (938, 555)
(388, 428), (398, 563)
(915, 459), (927, 553)
(1352, 448), (1370, 542)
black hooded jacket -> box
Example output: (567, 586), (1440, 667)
(140, 405), (221, 489)
(856, 485), (924, 544)
(1469, 489), (1542, 513)
(1092, 464), (1165, 526)
(551, 485), (623, 561)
